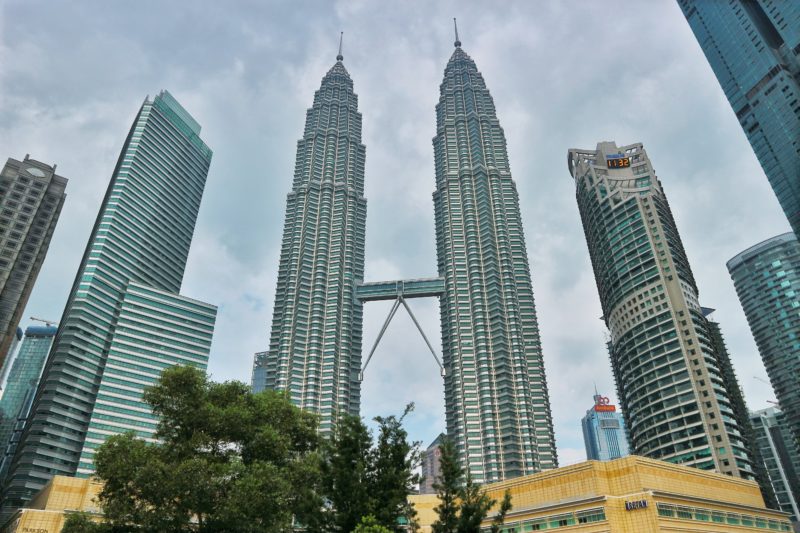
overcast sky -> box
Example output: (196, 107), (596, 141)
(1, 0), (790, 465)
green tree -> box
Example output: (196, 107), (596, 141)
(318, 406), (422, 533)
(92, 365), (322, 533)
(319, 414), (374, 533)
(60, 512), (112, 533)
(353, 515), (393, 533)
(431, 439), (462, 533)
(490, 491), (513, 533)
(369, 404), (422, 531)
(431, 439), (512, 533)
(456, 473), (494, 533)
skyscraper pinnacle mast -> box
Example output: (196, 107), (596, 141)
(433, 30), (557, 482)
(257, 43), (367, 432)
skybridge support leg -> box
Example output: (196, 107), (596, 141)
(400, 297), (446, 377)
(359, 298), (401, 381)
(357, 296), (446, 382)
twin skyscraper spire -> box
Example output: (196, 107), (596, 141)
(254, 25), (558, 482)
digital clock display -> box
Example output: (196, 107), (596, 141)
(607, 157), (630, 169)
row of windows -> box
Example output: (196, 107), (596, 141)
(486, 507), (606, 532)
(657, 503), (791, 530)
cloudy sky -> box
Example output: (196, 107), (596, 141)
(1, 0), (790, 465)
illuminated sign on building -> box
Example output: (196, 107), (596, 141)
(593, 396), (617, 412)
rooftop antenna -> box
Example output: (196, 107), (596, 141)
(453, 18), (461, 47)
(337, 31), (343, 61)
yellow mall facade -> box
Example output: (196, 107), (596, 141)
(1, 476), (102, 533)
(1, 455), (794, 532)
(410, 456), (795, 532)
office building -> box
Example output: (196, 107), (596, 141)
(420, 433), (445, 495)
(581, 393), (629, 461)
(257, 46), (367, 431)
(410, 456), (794, 533)
(728, 233), (800, 461)
(0, 325), (57, 482)
(0, 157), (66, 370)
(568, 141), (754, 478)
(751, 407), (800, 522)
(1, 91), (215, 513)
(76, 282), (216, 474)
(432, 30), (556, 483)
(677, 1), (800, 237)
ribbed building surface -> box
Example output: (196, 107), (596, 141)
(728, 233), (800, 463)
(0, 158), (66, 369)
(76, 282), (216, 475)
(677, 1), (800, 237)
(705, 309), (778, 509)
(433, 39), (556, 483)
(568, 141), (753, 478)
(258, 52), (366, 432)
(1, 91), (214, 513)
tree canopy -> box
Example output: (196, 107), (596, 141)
(430, 438), (512, 533)
(64, 366), (422, 533)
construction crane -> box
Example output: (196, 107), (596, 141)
(753, 376), (779, 406)
(29, 316), (58, 327)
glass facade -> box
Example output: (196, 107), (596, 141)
(433, 40), (556, 483)
(1, 91), (214, 513)
(677, 1), (800, 237)
(0, 325), (56, 482)
(581, 394), (630, 461)
(0, 158), (66, 370)
(257, 52), (367, 432)
(250, 351), (267, 393)
(0, 327), (23, 387)
(728, 233), (800, 462)
(750, 407), (800, 521)
(568, 141), (753, 478)
(76, 282), (215, 475)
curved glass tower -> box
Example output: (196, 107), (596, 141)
(568, 141), (753, 478)
(259, 49), (367, 432)
(433, 35), (556, 483)
(728, 233), (800, 454)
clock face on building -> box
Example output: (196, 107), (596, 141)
(606, 157), (630, 169)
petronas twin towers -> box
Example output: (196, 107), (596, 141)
(254, 31), (557, 482)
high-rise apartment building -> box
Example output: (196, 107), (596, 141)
(0, 325), (57, 482)
(568, 141), (753, 478)
(581, 393), (629, 462)
(728, 233), (800, 456)
(257, 48), (366, 431)
(677, 1), (800, 237)
(420, 433), (446, 495)
(433, 34), (556, 483)
(705, 308), (778, 508)
(0, 157), (66, 369)
(751, 407), (800, 522)
(1, 91), (215, 512)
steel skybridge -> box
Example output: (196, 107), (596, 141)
(354, 277), (445, 381)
